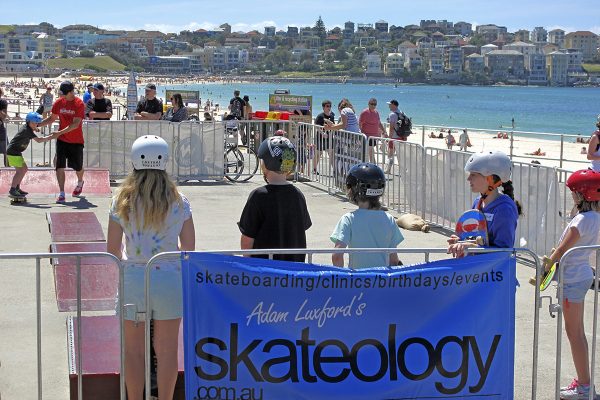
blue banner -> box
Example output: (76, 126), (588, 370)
(182, 252), (516, 400)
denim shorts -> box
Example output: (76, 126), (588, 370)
(562, 278), (593, 303)
(120, 263), (182, 321)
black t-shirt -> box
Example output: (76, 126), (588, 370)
(314, 112), (335, 126)
(7, 125), (37, 156)
(238, 184), (312, 262)
(229, 96), (245, 119)
(85, 98), (113, 120)
(136, 97), (163, 115)
(0, 121), (6, 153)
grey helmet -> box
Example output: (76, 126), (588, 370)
(258, 136), (297, 173)
(464, 150), (512, 183)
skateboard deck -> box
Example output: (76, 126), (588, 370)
(455, 209), (488, 246)
(9, 195), (26, 204)
(529, 260), (557, 291)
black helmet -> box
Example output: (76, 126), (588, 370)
(258, 136), (297, 173)
(346, 163), (386, 200)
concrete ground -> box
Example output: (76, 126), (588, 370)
(0, 175), (597, 399)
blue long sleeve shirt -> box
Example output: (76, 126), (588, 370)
(472, 194), (518, 248)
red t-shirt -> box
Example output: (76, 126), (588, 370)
(359, 108), (382, 137)
(52, 97), (85, 144)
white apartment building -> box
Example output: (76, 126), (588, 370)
(548, 29), (565, 47)
(385, 53), (404, 75)
(546, 51), (568, 85)
(365, 53), (382, 74)
(504, 41), (537, 69)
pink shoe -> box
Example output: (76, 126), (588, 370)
(561, 378), (578, 392)
(72, 182), (84, 196)
(56, 193), (66, 202)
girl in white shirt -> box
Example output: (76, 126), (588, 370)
(544, 169), (600, 399)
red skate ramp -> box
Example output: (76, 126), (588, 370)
(0, 167), (111, 196)
(51, 242), (118, 312)
(47, 212), (105, 242)
(67, 316), (185, 400)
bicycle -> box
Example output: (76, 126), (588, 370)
(224, 119), (259, 182)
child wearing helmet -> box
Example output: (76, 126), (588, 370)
(6, 112), (51, 198)
(238, 136), (312, 262)
(107, 135), (195, 399)
(330, 162), (404, 268)
(543, 169), (600, 399)
(448, 150), (522, 258)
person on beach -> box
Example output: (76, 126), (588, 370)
(228, 90), (245, 120)
(313, 100), (335, 174)
(238, 136), (312, 262)
(445, 131), (456, 149)
(107, 135), (195, 400)
(162, 93), (188, 122)
(331, 162), (403, 268)
(447, 150), (522, 257)
(134, 84), (163, 120)
(385, 99), (409, 174)
(359, 98), (386, 163)
(585, 117), (600, 172)
(85, 83), (113, 121)
(82, 83), (93, 105)
(324, 99), (360, 184)
(542, 170), (600, 399)
(0, 99), (8, 166)
(38, 81), (86, 202)
(459, 128), (472, 151)
(39, 85), (53, 119)
(6, 112), (52, 198)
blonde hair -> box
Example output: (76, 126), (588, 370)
(573, 191), (600, 213)
(113, 169), (181, 231)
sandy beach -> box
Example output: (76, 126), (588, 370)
(0, 74), (594, 173)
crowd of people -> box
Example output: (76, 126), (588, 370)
(1, 80), (600, 398)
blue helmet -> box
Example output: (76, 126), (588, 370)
(26, 112), (43, 123)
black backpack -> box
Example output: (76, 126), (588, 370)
(394, 111), (412, 137)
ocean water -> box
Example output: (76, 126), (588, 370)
(152, 82), (600, 136)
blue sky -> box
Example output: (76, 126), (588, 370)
(4, 0), (600, 34)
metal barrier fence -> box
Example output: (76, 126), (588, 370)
(144, 247), (543, 400)
(553, 246), (600, 400)
(0, 252), (124, 400)
(295, 123), (367, 194)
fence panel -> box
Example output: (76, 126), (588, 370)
(0, 252), (124, 400)
(175, 121), (224, 181)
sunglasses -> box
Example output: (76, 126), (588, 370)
(369, 103), (377, 106)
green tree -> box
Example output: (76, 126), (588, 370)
(335, 48), (348, 61)
(314, 16), (326, 41)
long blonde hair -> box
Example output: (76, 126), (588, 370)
(113, 169), (181, 231)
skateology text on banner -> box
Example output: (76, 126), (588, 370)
(181, 252), (517, 400)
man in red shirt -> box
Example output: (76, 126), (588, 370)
(359, 98), (385, 163)
(38, 81), (85, 202)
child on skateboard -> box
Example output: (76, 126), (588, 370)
(6, 112), (51, 199)
(447, 150), (522, 257)
(544, 170), (600, 399)
(330, 162), (404, 268)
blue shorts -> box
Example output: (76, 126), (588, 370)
(120, 263), (182, 321)
(562, 278), (593, 303)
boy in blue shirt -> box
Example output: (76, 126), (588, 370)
(331, 162), (404, 268)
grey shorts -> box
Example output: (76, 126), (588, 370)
(562, 278), (593, 303)
(120, 263), (182, 321)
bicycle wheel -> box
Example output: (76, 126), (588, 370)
(235, 145), (259, 182)
(224, 146), (244, 182)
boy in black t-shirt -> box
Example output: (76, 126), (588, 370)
(313, 99), (335, 174)
(6, 112), (51, 198)
(134, 83), (163, 120)
(238, 136), (312, 262)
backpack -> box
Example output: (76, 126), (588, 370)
(394, 111), (412, 137)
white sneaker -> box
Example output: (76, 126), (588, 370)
(561, 382), (595, 400)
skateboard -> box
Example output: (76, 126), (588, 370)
(455, 209), (488, 246)
(529, 257), (557, 291)
(9, 195), (26, 204)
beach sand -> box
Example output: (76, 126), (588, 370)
(1, 75), (593, 172)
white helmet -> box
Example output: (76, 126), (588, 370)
(131, 135), (169, 170)
(464, 150), (512, 183)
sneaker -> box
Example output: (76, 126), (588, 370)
(56, 193), (66, 202)
(72, 182), (84, 196)
(561, 378), (579, 392)
(8, 188), (23, 198)
(561, 382), (595, 400)
(16, 187), (28, 196)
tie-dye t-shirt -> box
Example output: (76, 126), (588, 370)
(109, 193), (192, 264)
